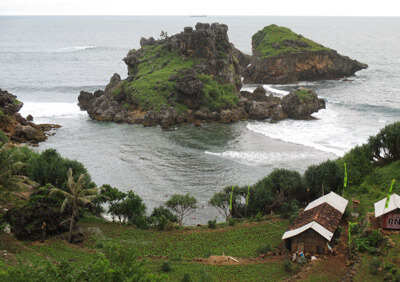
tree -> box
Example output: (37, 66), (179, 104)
(304, 160), (343, 199)
(209, 191), (230, 221)
(99, 184), (127, 222)
(117, 191), (147, 228)
(166, 194), (197, 226)
(49, 168), (98, 243)
(368, 122), (400, 163)
(27, 149), (92, 190)
(0, 143), (32, 191)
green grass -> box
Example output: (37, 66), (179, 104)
(147, 260), (291, 282)
(198, 75), (239, 112)
(0, 109), (4, 118)
(295, 89), (314, 102)
(252, 24), (329, 58)
(1, 218), (290, 281)
(345, 160), (400, 215)
(13, 99), (22, 106)
(122, 45), (197, 112)
(85, 219), (289, 259)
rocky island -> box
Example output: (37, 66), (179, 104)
(0, 89), (60, 144)
(78, 23), (330, 128)
(243, 24), (368, 84)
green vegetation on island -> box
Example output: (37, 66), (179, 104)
(252, 24), (329, 59)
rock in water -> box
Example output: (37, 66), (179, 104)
(281, 87), (325, 119)
(79, 23), (245, 127)
(0, 88), (60, 144)
(243, 25), (368, 84)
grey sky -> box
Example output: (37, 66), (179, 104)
(0, 0), (399, 16)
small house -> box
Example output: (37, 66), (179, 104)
(282, 192), (348, 254)
(374, 193), (400, 230)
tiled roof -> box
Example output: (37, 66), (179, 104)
(290, 202), (343, 233)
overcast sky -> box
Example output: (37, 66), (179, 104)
(0, 0), (399, 16)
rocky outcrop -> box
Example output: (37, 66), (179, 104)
(78, 24), (328, 128)
(79, 23), (246, 128)
(281, 87), (325, 119)
(0, 88), (60, 144)
(243, 25), (368, 84)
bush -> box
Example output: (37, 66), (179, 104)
(0, 129), (8, 144)
(304, 160), (342, 198)
(256, 243), (271, 255)
(369, 258), (381, 275)
(208, 219), (217, 229)
(161, 262), (172, 273)
(27, 149), (93, 190)
(149, 205), (178, 230)
(182, 273), (193, 282)
(283, 260), (292, 273)
(228, 218), (236, 226)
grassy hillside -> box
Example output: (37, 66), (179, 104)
(252, 24), (329, 59)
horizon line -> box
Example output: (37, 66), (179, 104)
(1, 14), (400, 17)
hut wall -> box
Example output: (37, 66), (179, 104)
(290, 229), (327, 254)
(380, 209), (400, 230)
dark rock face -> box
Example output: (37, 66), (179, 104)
(244, 50), (368, 84)
(281, 87), (326, 119)
(4, 203), (71, 241)
(0, 89), (59, 144)
(243, 25), (368, 84)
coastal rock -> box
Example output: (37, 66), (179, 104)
(16, 125), (47, 142)
(249, 102), (271, 119)
(79, 22), (243, 126)
(281, 87), (325, 119)
(0, 88), (59, 144)
(243, 25), (368, 84)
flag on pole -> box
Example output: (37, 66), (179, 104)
(343, 162), (347, 188)
(348, 222), (357, 245)
(246, 183), (250, 206)
(385, 179), (396, 209)
(230, 186), (234, 211)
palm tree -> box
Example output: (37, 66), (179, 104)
(0, 143), (32, 191)
(49, 168), (98, 243)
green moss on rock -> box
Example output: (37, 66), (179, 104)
(124, 46), (199, 112)
(252, 24), (329, 59)
(198, 75), (239, 112)
(295, 89), (314, 102)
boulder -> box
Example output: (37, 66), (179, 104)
(281, 87), (325, 119)
(243, 25), (368, 84)
(249, 102), (270, 119)
(252, 86), (269, 102)
(78, 91), (94, 110)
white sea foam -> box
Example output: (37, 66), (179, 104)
(240, 84), (289, 96)
(205, 150), (311, 166)
(19, 102), (86, 123)
(246, 109), (365, 157)
(57, 45), (97, 52)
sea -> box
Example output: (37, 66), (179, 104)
(1, 16), (399, 224)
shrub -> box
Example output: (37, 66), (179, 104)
(0, 129), (8, 144)
(207, 219), (217, 229)
(383, 262), (395, 271)
(369, 258), (381, 275)
(256, 243), (271, 255)
(283, 260), (292, 273)
(149, 205), (178, 230)
(161, 262), (172, 273)
(182, 273), (193, 282)
(228, 218), (236, 226)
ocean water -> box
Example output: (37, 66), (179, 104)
(1, 16), (400, 224)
